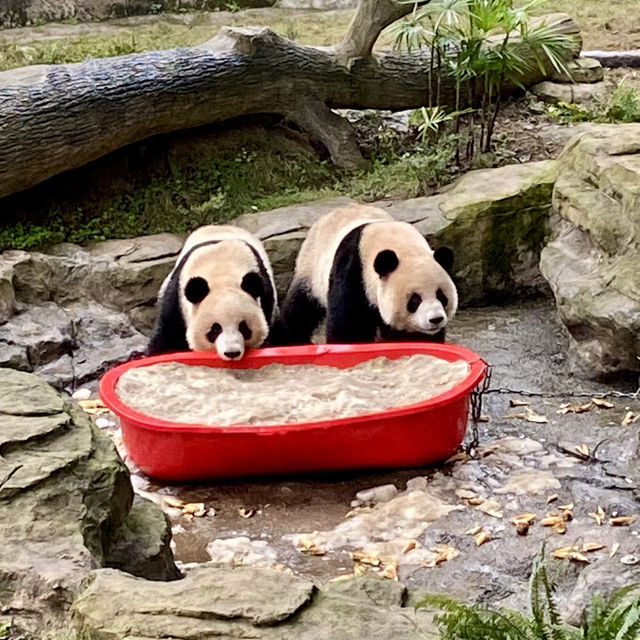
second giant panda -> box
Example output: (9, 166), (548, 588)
(281, 205), (458, 344)
(148, 225), (277, 360)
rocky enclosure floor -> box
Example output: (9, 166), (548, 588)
(86, 299), (640, 618)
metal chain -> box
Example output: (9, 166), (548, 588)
(465, 362), (639, 457)
(484, 387), (640, 400)
(467, 363), (493, 457)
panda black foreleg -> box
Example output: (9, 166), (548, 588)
(281, 279), (326, 345)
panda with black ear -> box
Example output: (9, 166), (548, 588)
(281, 205), (457, 344)
(148, 225), (277, 360)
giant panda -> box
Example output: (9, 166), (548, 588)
(148, 225), (277, 360)
(281, 205), (458, 344)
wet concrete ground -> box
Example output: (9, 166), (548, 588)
(96, 298), (640, 614)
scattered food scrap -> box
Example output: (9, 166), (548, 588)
(609, 515), (637, 527)
(238, 508), (256, 519)
(591, 398), (614, 409)
(589, 506), (606, 526)
(622, 411), (639, 426)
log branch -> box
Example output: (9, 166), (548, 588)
(0, 13), (580, 200)
(333, 0), (431, 61)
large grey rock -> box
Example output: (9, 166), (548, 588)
(530, 80), (608, 106)
(551, 57), (604, 84)
(540, 124), (640, 376)
(73, 566), (436, 639)
(0, 368), (177, 639)
(234, 164), (557, 305)
(0, 234), (179, 389)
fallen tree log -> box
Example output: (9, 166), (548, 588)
(0, 12), (579, 200)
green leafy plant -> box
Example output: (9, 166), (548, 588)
(420, 548), (640, 640)
(389, 0), (578, 157)
(548, 77), (640, 124)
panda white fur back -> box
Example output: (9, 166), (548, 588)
(149, 225), (277, 360)
(281, 205), (458, 344)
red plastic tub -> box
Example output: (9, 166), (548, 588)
(99, 343), (486, 481)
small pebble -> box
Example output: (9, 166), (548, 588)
(72, 388), (91, 401)
(95, 417), (111, 429)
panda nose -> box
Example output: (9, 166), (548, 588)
(223, 350), (242, 360)
(430, 315), (445, 325)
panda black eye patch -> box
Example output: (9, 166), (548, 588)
(185, 277), (210, 304)
(241, 272), (264, 300)
(206, 323), (222, 343)
(407, 293), (422, 313)
(436, 288), (449, 308)
(239, 320), (252, 340)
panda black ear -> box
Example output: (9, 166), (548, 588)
(374, 250), (399, 278)
(241, 272), (264, 300)
(434, 247), (454, 273)
(185, 277), (210, 304)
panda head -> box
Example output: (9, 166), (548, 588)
(183, 272), (268, 360)
(372, 245), (457, 336)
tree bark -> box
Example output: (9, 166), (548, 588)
(0, 13), (579, 200)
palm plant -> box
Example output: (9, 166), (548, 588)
(389, 0), (579, 156)
(419, 549), (640, 640)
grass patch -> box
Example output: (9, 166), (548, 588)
(548, 78), (640, 124)
(0, 9), (357, 71)
(0, 118), (475, 251)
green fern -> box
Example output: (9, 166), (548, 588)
(418, 548), (640, 640)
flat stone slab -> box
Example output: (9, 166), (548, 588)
(73, 566), (436, 639)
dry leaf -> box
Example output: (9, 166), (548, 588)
(428, 544), (459, 566)
(552, 546), (574, 559)
(183, 502), (205, 515)
(557, 403), (591, 415)
(509, 399), (531, 407)
(569, 552), (590, 563)
(609, 515), (637, 526)
(352, 550), (381, 566)
(610, 542), (620, 558)
(299, 537), (326, 555)
(474, 529), (492, 546)
(552, 547), (589, 563)
(622, 411), (639, 426)
(445, 452), (470, 464)
(78, 399), (107, 410)
(477, 499), (503, 518)
(553, 521), (567, 534)
(455, 489), (478, 500)
(547, 494), (559, 504)
(238, 508), (255, 519)
(525, 410), (548, 424)
(379, 560), (398, 581)
(162, 496), (184, 509)
(589, 506), (606, 526)
(575, 444), (590, 459)
(511, 513), (537, 526)
(582, 542), (606, 552)
(402, 540), (418, 554)
(592, 398), (614, 409)
(328, 574), (353, 584)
